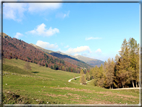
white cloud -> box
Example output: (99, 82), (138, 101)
(64, 45), (69, 48)
(36, 40), (58, 49)
(85, 37), (102, 40)
(3, 3), (61, 21)
(28, 3), (61, 13)
(74, 53), (79, 56)
(95, 48), (102, 53)
(28, 23), (59, 36)
(14, 32), (23, 39)
(66, 46), (91, 54)
(3, 3), (27, 21)
(56, 11), (70, 19)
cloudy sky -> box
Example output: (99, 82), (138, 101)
(3, 2), (140, 61)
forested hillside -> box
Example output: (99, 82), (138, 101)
(85, 38), (140, 89)
(31, 44), (92, 69)
(2, 33), (81, 73)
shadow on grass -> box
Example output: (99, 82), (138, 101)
(32, 71), (39, 73)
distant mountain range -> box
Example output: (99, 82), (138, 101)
(30, 44), (92, 69)
(31, 44), (104, 68)
(74, 55), (104, 67)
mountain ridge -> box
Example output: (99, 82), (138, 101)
(31, 44), (104, 68)
(74, 55), (104, 67)
(30, 44), (93, 69)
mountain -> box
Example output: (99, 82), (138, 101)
(74, 55), (104, 67)
(30, 44), (93, 69)
(2, 33), (82, 73)
(30, 43), (54, 54)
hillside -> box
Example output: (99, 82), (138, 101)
(3, 58), (139, 104)
(74, 55), (104, 67)
(30, 44), (92, 69)
(1, 33), (81, 73)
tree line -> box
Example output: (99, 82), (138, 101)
(80, 38), (139, 88)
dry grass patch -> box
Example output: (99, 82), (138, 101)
(97, 91), (138, 99)
(51, 87), (94, 93)
(86, 99), (115, 104)
(67, 93), (81, 100)
(46, 93), (68, 98)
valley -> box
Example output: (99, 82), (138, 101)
(1, 33), (140, 105)
(2, 58), (139, 104)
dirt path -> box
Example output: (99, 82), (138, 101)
(68, 76), (93, 84)
(68, 76), (80, 82)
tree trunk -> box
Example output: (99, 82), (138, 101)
(132, 81), (135, 88)
(136, 82), (138, 87)
(137, 82), (139, 87)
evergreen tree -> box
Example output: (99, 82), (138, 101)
(51, 66), (53, 69)
(115, 54), (120, 63)
(89, 68), (95, 80)
(45, 63), (48, 67)
(80, 69), (86, 84)
(97, 64), (105, 87)
(93, 65), (99, 86)
(105, 58), (115, 88)
(128, 38), (139, 87)
(86, 71), (90, 81)
(135, 43), (139, 87)
(117, 39), (131, 87)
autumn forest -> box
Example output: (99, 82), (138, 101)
(82, 38), (140, 89)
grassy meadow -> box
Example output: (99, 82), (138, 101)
(2, 58), (140, 104)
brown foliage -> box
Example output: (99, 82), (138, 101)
(2, 36), (80, 73)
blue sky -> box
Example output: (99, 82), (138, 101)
(3, 2), (140, 61)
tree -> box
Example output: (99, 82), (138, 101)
(115, 54), (120, 63)
(62, 66), (65, 71)
(135, 43), (139, 87)
(104, 58), (115, 88)
(68, 67), (71, 72)
(86, 71), (90, 81)
(24, 62), (31, 71)
(97, 64), (105, 87)
(51, 66), (53, 69)
(80, 69), (86, 84)
(45, 63), (48, 67)
(54, 64), (58, 70)
(118, 39), (130, 87)
(89, 68), (94, 80)
(93, 65), (99, 86)
(128, 38), (139, 87)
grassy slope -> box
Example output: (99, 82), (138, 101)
(3, 58), (139, 104)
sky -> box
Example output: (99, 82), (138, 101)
(3, 2), (140, 61)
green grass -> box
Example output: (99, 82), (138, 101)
(3, 58), (140, 104)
